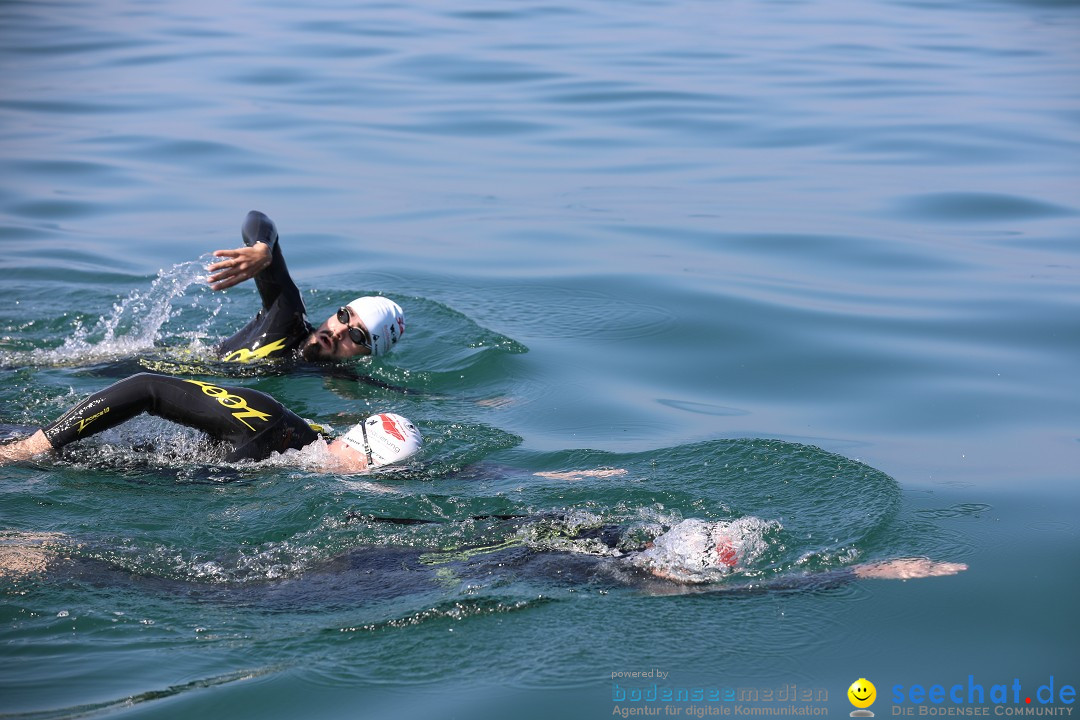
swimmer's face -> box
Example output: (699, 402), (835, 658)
(302, 306), (373, 361)
(325, 438), (370, 473)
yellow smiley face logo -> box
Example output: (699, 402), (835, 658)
(848, 678), (876, 708)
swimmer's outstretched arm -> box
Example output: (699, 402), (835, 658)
(850, 557), (967, 580)
(207, 210), (287, 293)
(208, 211), (306, 320)
(0, 430), (54, 465)
(641, 558), (967, 595)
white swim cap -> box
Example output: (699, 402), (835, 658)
(636, 517), (775, 583)
(346, 296), (404, 357)
(341, 412), (422, 468)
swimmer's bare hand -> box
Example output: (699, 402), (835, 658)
(207, 243), (271, 291)
(0, 531), (67, 579)
(0, 430), (54, 466)
(852, 558), (968, 580)
(533, 468), (628, 481)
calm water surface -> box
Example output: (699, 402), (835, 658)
(1, 0), (1077, 718)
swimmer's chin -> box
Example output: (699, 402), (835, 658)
(300, 339), (332, 362)
(276, 437), (369, 475)
(286, 436), (412, 478)
(300, 331), (356, 363)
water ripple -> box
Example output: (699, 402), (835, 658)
(388, 54), (566, 84)
(478, 284), (677, 341)
(0, 667), (278, 720)
(894, 192), (1077, 222)
(6, 200), (104, 221)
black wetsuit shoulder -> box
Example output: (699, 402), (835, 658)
(41, 372), (320, 462)
(216, 211), (314, 363)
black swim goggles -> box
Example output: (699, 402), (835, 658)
(336, 307), (372, 349)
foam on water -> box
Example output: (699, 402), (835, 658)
(512, 509), (617, 556)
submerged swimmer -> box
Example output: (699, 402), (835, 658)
(0, 372), (422, 473)
(207, 210), (405, 363)
(401, 513), (967, 590)
(0, 515), (965, 595)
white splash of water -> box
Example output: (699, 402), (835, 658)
(25, 258), (223, 366)
(515, 509), (620, 556)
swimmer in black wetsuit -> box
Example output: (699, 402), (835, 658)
(0, 372), (422, 472)
(207, 211), (405, 364)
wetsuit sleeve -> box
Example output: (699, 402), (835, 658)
(216, 212), (314, 362)
(242, 211), (304, 314)
(41, 373), (319, 462)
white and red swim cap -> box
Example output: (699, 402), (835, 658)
(341, 412), (422, 468)
(346, 296), (404, 357)
(636, 517), (776, 583)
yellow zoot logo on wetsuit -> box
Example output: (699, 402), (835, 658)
(183, 380), (272, 431)
(221, 337), (289, 363)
